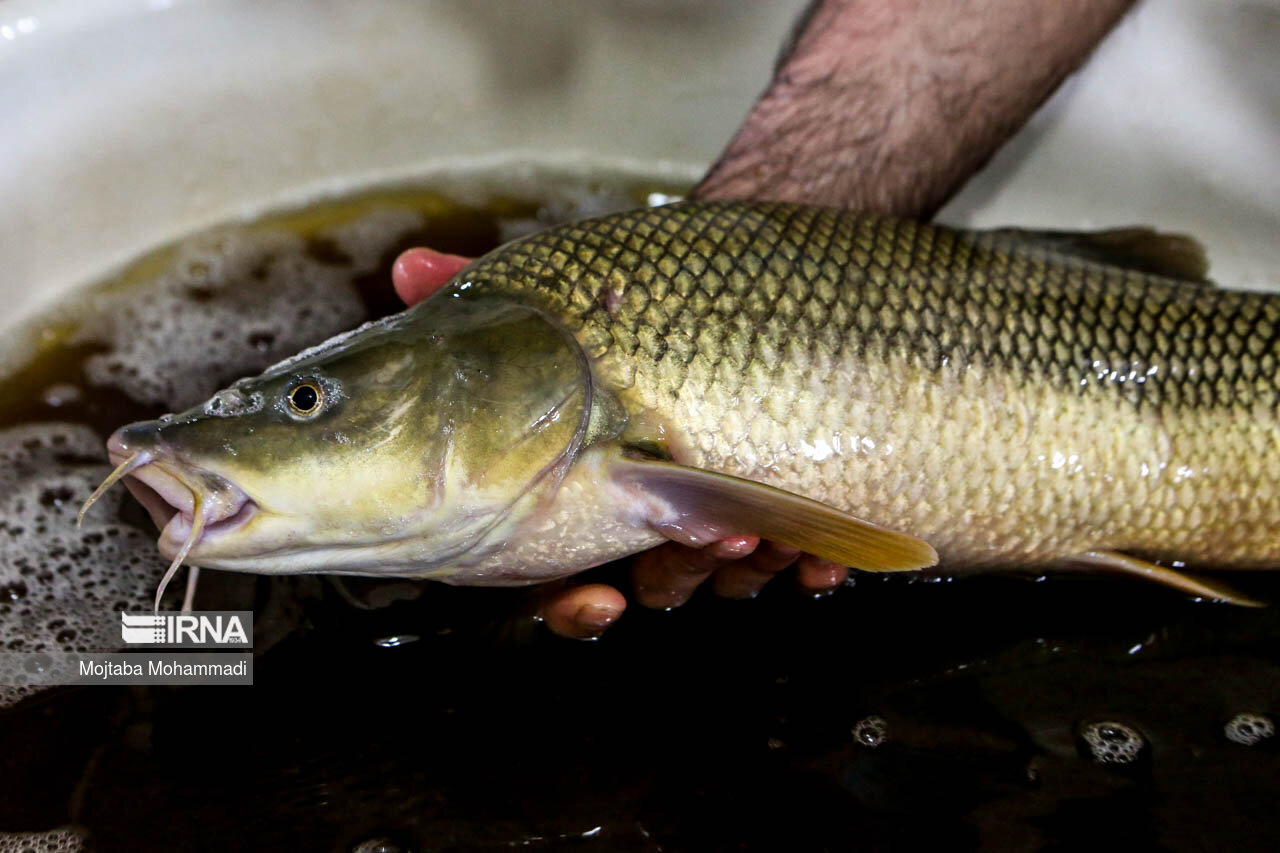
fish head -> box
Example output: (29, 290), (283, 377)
(94, 296), (597, 580)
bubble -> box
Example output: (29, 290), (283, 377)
(852, 715), (888, 748)
(1225, 713), (1274, 746)
(202, 386), (264, 418)
(0, 826), (88, 853)
(0, 423), (171, 709)
(1079, 721), (1144, 764)
(41, 384), (82, 407)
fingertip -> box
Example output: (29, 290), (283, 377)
(391, 247), (472, 306)
(707, 535), (760, 560)
(575, 604), (620, 636)
(796, 555), (849, 596)
(391, 249), (430, 305)
(541, 584), (626, 640)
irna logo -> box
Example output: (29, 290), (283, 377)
(120, 612), (251, 647)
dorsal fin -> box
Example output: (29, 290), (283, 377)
(994, 227), (1211, 284)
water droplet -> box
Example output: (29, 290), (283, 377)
(374, 635), (419, 648)
(247, 330), (276, 351)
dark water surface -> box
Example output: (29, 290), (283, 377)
(1, 182), (1277, 852)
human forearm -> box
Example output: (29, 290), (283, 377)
(692, 0), (1134, 217)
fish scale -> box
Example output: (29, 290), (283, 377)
(458, 201), (1280, 569)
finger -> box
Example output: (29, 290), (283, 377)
(538, 583), (627, 640)
(710, 541), (802, 600)
(391, 247), (473, 306)
(796, 554), (849, 597)
(632, 536), (760, 610)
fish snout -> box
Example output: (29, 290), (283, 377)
(102, 421), (258, 549)
(107, 421), (163, 466)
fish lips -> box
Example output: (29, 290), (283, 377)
(107, 436), (258, 558)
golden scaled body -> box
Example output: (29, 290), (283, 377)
(460, 201), (1280, 570)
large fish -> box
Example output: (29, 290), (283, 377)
(80, 202), (1279, 606)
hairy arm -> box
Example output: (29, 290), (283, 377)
(693, 0), (1134, 216)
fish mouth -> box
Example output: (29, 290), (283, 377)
(107, 440), (258, 556)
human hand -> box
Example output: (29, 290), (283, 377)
(391, 248), (851, 639)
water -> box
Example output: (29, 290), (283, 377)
(1, 175), (1278, 851)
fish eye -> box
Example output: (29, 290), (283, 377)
(286, 381), (324, 417)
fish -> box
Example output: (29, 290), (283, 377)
(79, 201), (1280, 607)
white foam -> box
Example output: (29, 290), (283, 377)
(1080, 721), (1145, 764)
(852, 715), (888, 748)
(0, 424), (170, 708)
(1225, 712), (1274, 746)
(75, 210), (425, 410)
(0, 826), (88, 853)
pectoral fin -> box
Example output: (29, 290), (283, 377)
(1069, 550), (1264, 607)
(612, 454), (938, 572)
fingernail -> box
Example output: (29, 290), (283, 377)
(577, 604), (619, 635)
